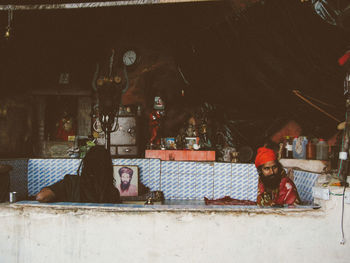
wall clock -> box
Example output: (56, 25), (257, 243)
(122, 50), (137, 67)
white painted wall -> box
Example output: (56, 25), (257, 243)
(0, 190), (349, 263)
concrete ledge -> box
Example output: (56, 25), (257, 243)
(0, 194), (348, 263)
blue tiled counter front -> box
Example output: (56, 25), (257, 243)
(27, 158), (160, 196)
(27, 159), (259, 201)
(21, 158), (319, 203)
(294, 170), (320, 202)
(28, 159), (81, 197)
(160, 162), (259, 201)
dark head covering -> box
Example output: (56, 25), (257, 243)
(78, 145), (120, 203)
(118, 167), (133, 177)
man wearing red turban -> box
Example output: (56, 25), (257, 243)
(255, 147), (300, 206)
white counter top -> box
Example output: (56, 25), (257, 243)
(2, 200), (321, 215)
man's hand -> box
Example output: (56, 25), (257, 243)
(36, 188), (55, 203)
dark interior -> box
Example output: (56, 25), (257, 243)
(1, 0), (350, 157)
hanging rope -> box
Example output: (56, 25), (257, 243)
(292, 90), (341, 122)
(108, 49), (115, 78)
(302, 92), (339, 108)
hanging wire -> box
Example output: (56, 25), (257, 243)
(177, 66), (190, 85)
(122, 65), (129, 94)
(8, 8), (13, 26)
(108, 49), (115, 78)
(5, 8), (13, 39)
(337, 111), (347, 178)
(340, 183), (346, 245)
(336, 109), (347, 245)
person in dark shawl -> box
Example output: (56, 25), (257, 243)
(36, 146), (120, 203)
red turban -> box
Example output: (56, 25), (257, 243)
(255, 147), (277, 168)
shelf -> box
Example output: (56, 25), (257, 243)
(145, 150), (215, 161)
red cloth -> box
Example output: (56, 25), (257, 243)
(204, 196), (256, 206)
(255, 147), (276, 168)
(338, 51), (350, 66)
(149, 110), (163, 145)
(56, 118), (75, 141)
(257, 176), (300, 206)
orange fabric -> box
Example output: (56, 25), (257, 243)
(255, 147), (277, 168)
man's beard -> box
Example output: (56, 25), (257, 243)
(120, 182), (131, 191)
(260, 174), (282, 189)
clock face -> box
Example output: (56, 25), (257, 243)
(122, 50), (137, 66)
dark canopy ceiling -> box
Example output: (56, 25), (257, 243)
(0, 0), (349, 140)
(0, 1), (231, 92)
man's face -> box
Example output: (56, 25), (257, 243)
(121, 173), (132, 185)
(261, 161), (279, 177)
(260, 160), (281, 189)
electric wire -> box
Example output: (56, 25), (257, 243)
(340, 184), (346, 245)
(302, 93), (339, 109)
(330, 191), (344, 196)
(292, 90), (341, 122)
(337, 110), (347, 245)
(337, 111), (347, 178)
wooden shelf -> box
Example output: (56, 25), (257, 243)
(280, 158), (330, 173)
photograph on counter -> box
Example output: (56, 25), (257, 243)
(165, 137), (176, 149)
(185, 137), (199, 150)
(113, 165), (139, 197)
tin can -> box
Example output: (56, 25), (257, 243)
(9, 192), (17, 203)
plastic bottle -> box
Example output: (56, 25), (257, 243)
(284, 136), (293, 158)
(301, 136), (308, 159)
(306, 139), (316, 160)
(292, 137), (298, 159)
(293, 136), (308, 159)
(316, 139), (329, 160)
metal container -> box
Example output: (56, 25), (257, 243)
(9, 192), (17, 203)
(117, 146), (138, 156)
(98, 116), (139, 157)
(110, 116), (137, 145)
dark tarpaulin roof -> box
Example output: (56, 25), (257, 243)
(0, 0), (349, 143)
(172, 0), (350, 141)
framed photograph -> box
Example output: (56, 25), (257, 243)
(153, 96), (165, 110)
(113, 165), (139, 197)
(185, 137), (199, 150)
(165, 137), (176, 149)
